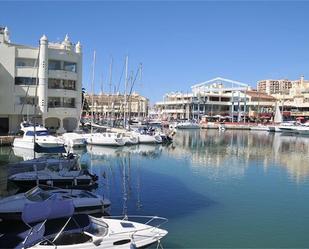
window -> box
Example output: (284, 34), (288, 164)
(63, 98), (75, 108)
(64, 62), (77, 72)
(18, 96), (37, 105)
(48, 78), (62, 89)
(16, 58), (36, 67)
(15, 77), (37, 85)
(63, 79), (76, 90)
(48, 60), (61, 70)
(25, 131), (35, 136)
(48, 97), (75, 108)
(48, 97), (61, 108)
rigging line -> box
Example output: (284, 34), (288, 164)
(128, 65), (141, 96)
(116, 58), (126, 93)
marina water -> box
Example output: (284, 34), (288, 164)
(1, 129), (309, 248)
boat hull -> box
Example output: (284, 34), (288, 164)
(13, 138), (63, 149)
(9, 179), (96, 190)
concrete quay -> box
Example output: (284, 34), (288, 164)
(0, 136), (15, 146)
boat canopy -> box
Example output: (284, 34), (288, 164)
(22, 198), (74, 224)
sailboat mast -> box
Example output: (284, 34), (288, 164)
(123, 55), (129, 129)
(91, 50), (96, 135)
(108, 57), (113, 125)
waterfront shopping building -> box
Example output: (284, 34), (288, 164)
(85, 92), (149, 121)
(0, 27), (82, 134)
(155, 77), (276, 121)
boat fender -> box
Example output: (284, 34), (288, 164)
(74, 177), (77, 186)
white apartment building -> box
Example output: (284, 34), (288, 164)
(0, 27), (82, 134)
(257, 79), (292, 95)
(86, 92), (149, 119)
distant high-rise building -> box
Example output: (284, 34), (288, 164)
(257, 79), (292, 94)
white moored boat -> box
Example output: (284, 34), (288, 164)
(121, 132), (139, 145)
(60, 132), (86, 147)
(278, 122), (298, 133)
(0, 199), (168, 249)
(175, 121), (200, 129)
(0, 185), (111, 221)
(295, 123), (309, 135)
(250, 124), (269, 131)
(13, 122), (64, 150)
(86, 132), (125, 146)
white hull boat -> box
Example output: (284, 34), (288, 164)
(60, 133), (86, 148)
(250, 125), (269, 131)
(13, 123), (64, 150)
(134, 133), (162, 144)
(86, 133), (125, 146)
(121, 133), (139, 145)
(278, 123), (298, 133)
(0, 199), (168, 249)
(268, 126), (281, 132)
(0, 185), (110, 220)
(296, 126), (309, 135)
(175, 121), (200, 129)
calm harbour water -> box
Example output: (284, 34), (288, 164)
(1, 129), (309, 248)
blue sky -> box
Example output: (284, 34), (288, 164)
(1, 1), (309, 103)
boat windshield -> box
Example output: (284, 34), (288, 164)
(25, 187), (53, 202)
(86, 219), (108, 237)
(36, 130), (49, 136)
(25, 130), (49, 136)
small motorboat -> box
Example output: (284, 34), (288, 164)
(250, 124), (269, 131)
(0, 185), (110, 221)
(9, 164), (98, 190)
(0, 199), (168, 249)
(296, 125), (309, 135)
(278, 122), (298, 133)
(86, 132), (125, 146)
(7, 153), (78, 177)
(132, 127), (163, 144)
(13, 122), (64, 150)
(60, 132), (86, 148)
(175, 121), (200, 129)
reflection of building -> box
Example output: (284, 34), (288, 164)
(86, 92), (149, 119)
(165, 130), (309, 183)
(0, 27), (82, 134)
(155, 77), (275, 120)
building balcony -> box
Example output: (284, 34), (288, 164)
(15, 67), (38, 78)
(156, 100), (191, 105)
(48, 89), (77, 98)
(46, 107), (79, 117)
(48, 70), (77, 81)
(13, 104), (36, 115)
(161, 109), (186, 114)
